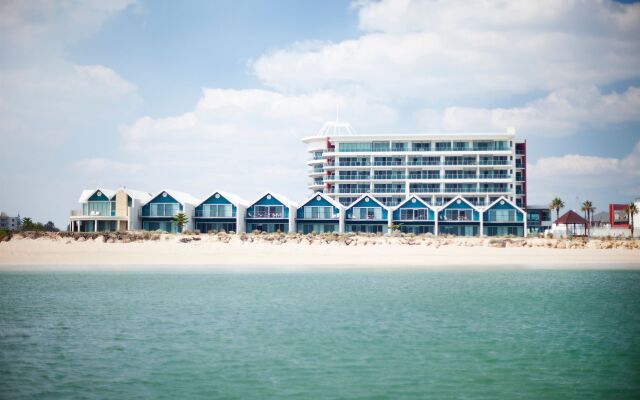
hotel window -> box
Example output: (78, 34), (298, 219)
(339, 142), (372, 152)
(254, 205), (284, 218)
(351, 207), (382, 220)
(84, 201), (111, 216)
(487, 209), (517, 222)
(203, 204), (232, 217)
(435, 142), (452, 151)
(444, 209), (474, 221)
(150, 203), (179, 217)
(399, 209), (429, 220)
(391, 142), (407, 151)
(303, 206), (333, 219)
(412, 142), (431, 151)
(372, 141), (390, 152)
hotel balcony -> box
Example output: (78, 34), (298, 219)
(247, 211), (284, 219)
(479, 160), (510, 166)
(335, 175), (371, 181)
(328, 188), (372, 194)
(372, 161), (405, 166)
(193, 210), (235, 218)
(407, 161), (441, 166)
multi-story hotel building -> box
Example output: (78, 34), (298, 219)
(302, 122), (527, 209)
(67, 122), (528, 236)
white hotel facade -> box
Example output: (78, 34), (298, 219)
(302, 122), (527, 209)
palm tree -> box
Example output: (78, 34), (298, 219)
(549, 197), (565, 222)
(581, 200), (594, 235)
(626, 202), (638, 238)
(21, 217), (34, 231)
(172, 213), (189, 233)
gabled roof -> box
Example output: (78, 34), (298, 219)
(251, 192), (299, 209)
(118, 188), (153, 203)
(392, 195), (433, 211)
(78, 188), (115, 203)
(484, 196), (525, 214)
(554, 210), (589, 225)
(78, 187), (152, 203)
(144, 189), (200, 206)
(300, 192), (343, 209)
(346, 194), (388, 210)
(198, 191), (250, 207)
(439, 195), (480, 211)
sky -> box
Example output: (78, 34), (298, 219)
(1, 0), (639, 228)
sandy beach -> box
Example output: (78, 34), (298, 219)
(0, 233), (638, 271)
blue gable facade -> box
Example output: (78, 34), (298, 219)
(392, 198), (435, 220)
(392, 196), (435, 234)
(195, 193), (237, 217)
(346, 196), (388, 220)
(296, 194), (341, 234)
(296, 195), (339, 219)
(483, 199), (524, 222)
(483, 198), (525, 237)
(438, 198), (480, 222)
(438, 197), (480, 236)
(345, 196), (388, 233)
(88, 190), (110, 202)
(193, 192), (237, 233)
(246, 194), (290, 233)
(247, 194), (289, 219)
(140, 192), (184, 233)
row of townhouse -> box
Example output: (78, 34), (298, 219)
(70, 188), (527, 237)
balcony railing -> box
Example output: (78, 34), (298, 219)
(407, 161), (440, 166)
(373, 161), (405, 166)
(336, 161), (371, 166)
(247, 211), (284, 218)
(479, 160), (510, 165)
(373, 188), (405, 193)
(479, 187), (509, 193)
(373, 175), (406, 180)
(444, 160), (477, 166)
(332, 188), (372, 194)
(443, 175), (477, 180)
(337, 175), (371, 180)
(193, 210), (235, 218)
(480, 174), (511, 179)
(398, 215), (430, 221)
(409, 188), (440, 193)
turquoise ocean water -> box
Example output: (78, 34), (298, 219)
(1, 270), (639, 399)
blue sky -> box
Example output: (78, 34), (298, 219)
(1, 0), (639, 228)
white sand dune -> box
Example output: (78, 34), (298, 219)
(0, 234), (638, 271)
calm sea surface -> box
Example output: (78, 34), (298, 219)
(1, 270), (639, 399)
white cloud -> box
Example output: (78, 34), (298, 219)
(530, 141), (640, 178)
(252, 0), (640, 101)
(0, 1), (140, 152)
(527, 140), (640, 208)
(117, 88), (398, 199)
(415, 86), (640, 136)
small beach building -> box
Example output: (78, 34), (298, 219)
(193, 191), (248, 234)
(391, 195), (436, 234)
(345, 194), (390, 234)
(437, 195), (481, 236)
(140, 190), (199, 233)
(296, 192), (344, 234)
(482, 196), (526, 237)
(70, 188), (152, 232)
(553, 210), (589, 237)
(245, 193), (298, 233)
